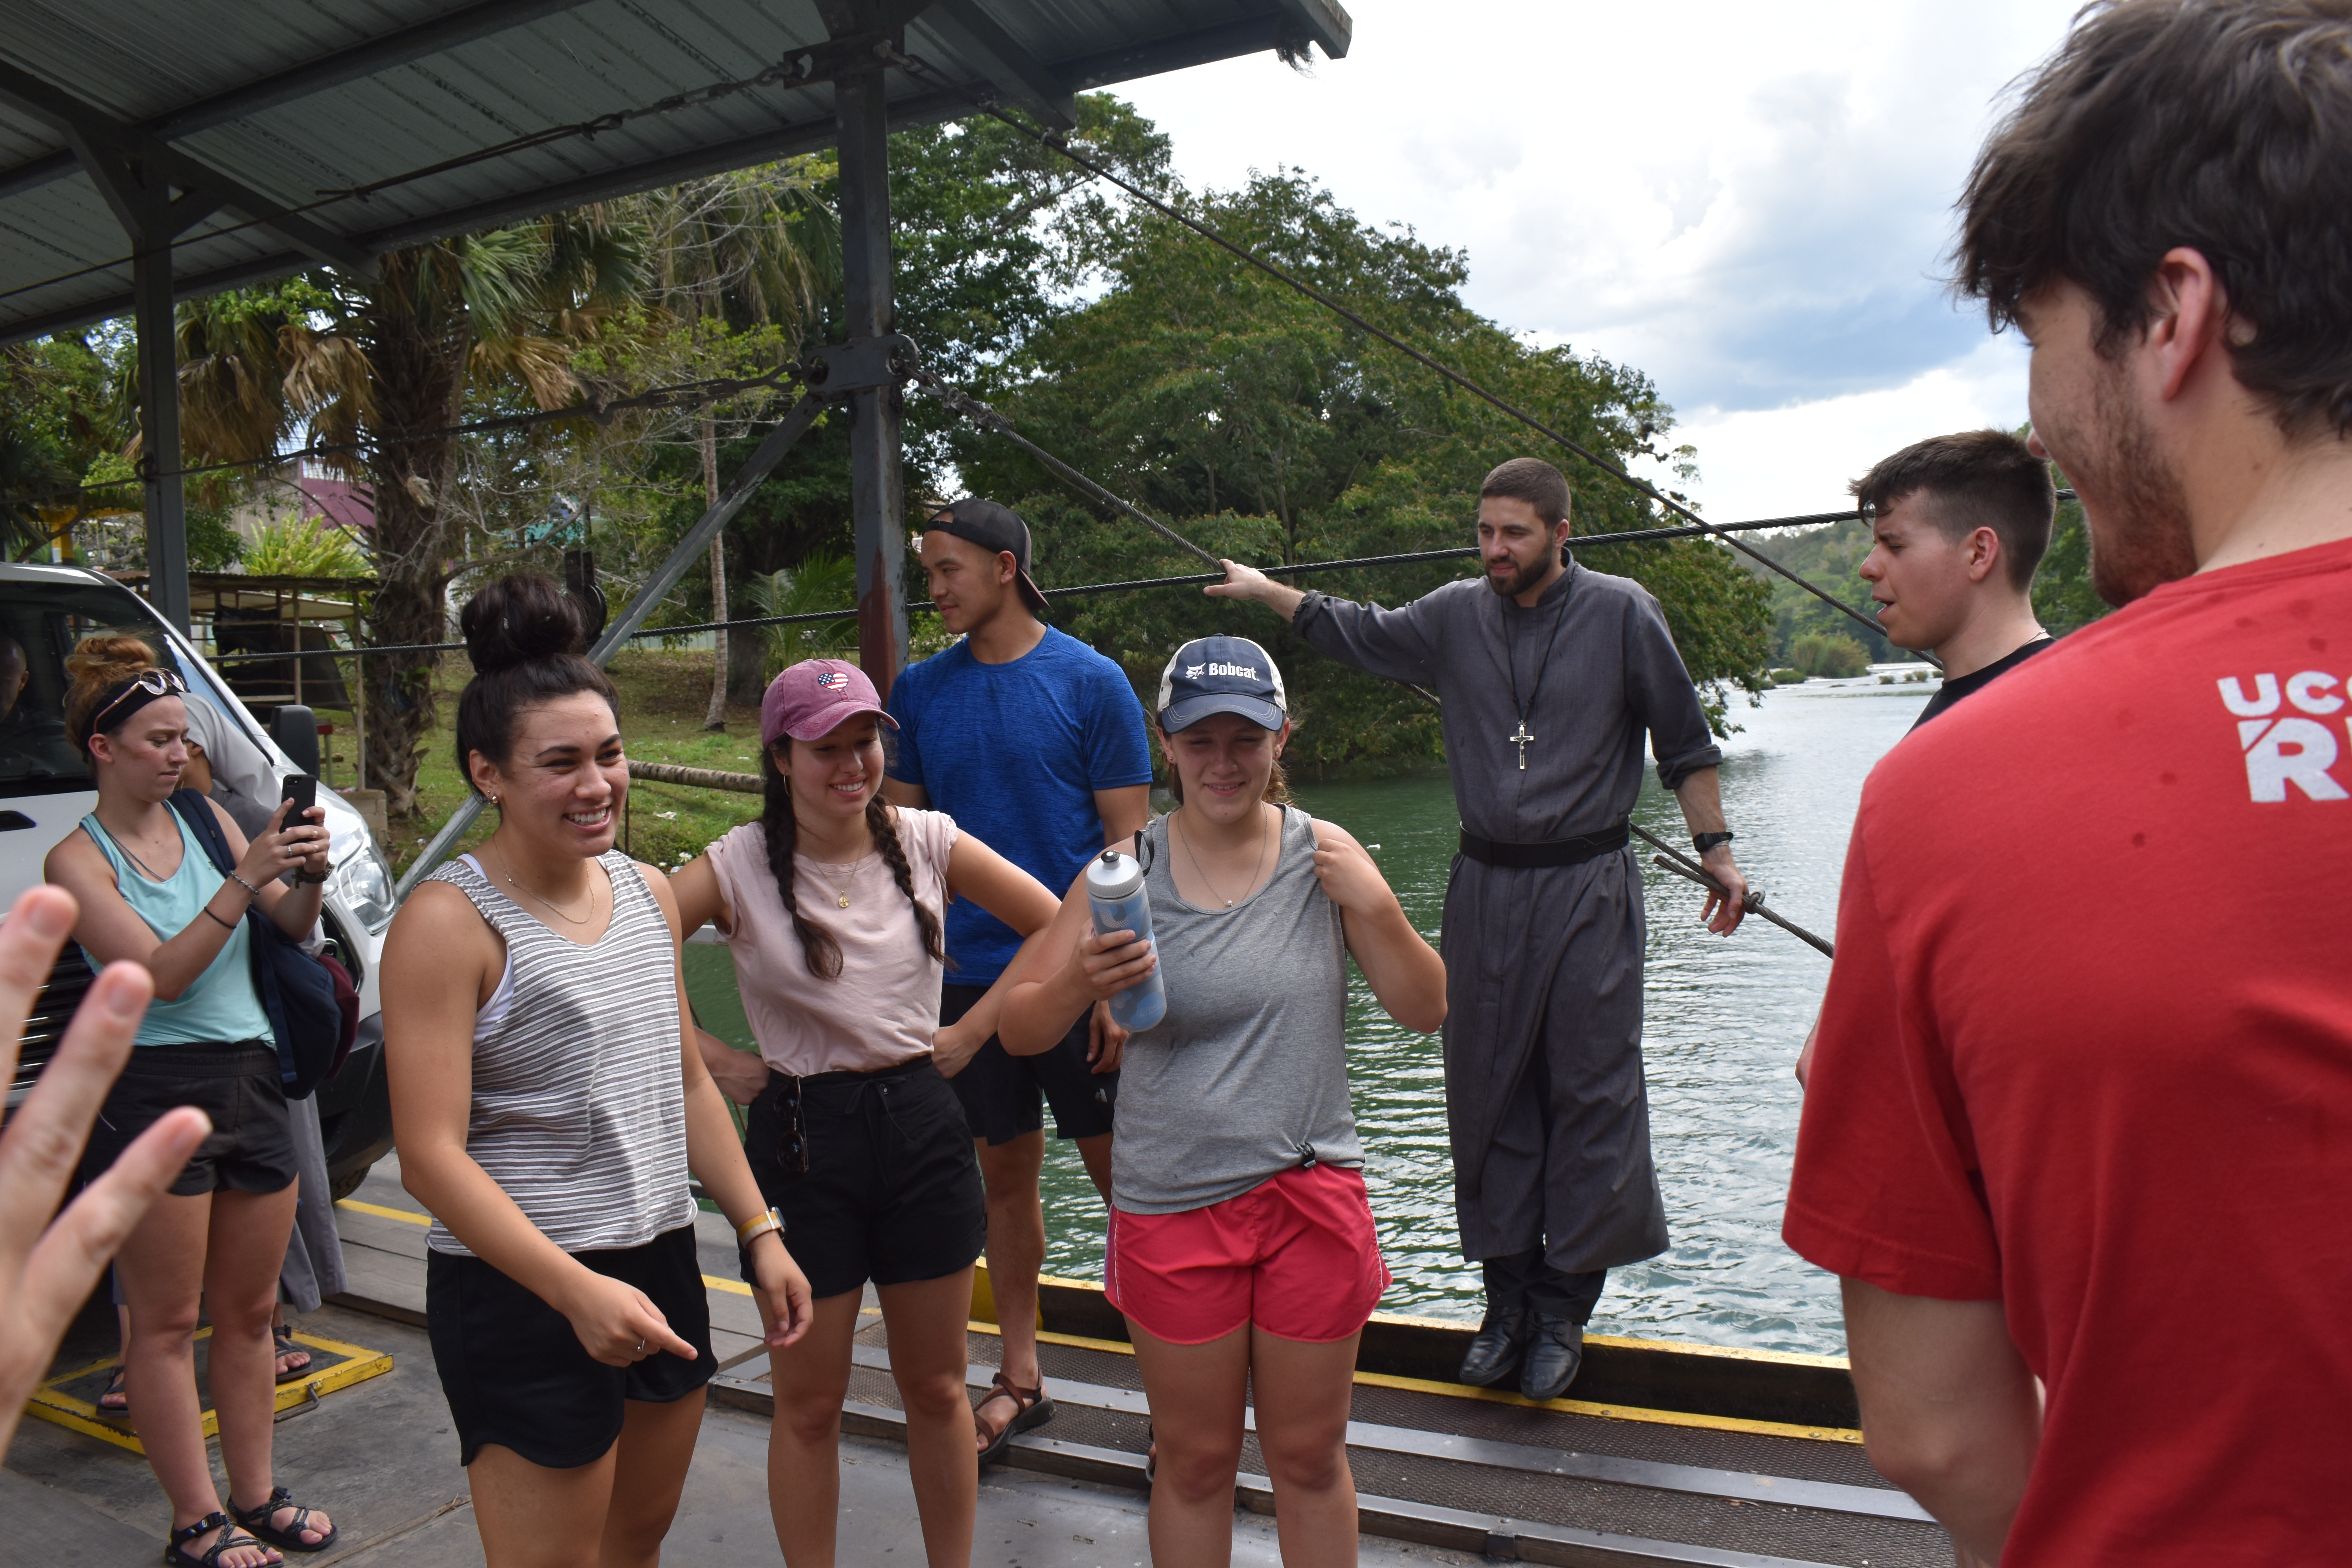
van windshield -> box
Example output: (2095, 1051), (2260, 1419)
(0, 580), (202, 799)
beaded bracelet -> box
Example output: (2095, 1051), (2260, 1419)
(226, 870), (262, 899)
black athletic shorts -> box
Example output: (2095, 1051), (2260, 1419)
(425, 1223), (713, 1470)
(79, 1042), (296, 1198)
(939, 982), (1118, 1147)
(741, 1056), (986, 1301)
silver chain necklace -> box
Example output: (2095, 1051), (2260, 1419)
(1172, 804), (1271, 908)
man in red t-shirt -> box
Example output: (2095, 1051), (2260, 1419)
(1783, 4), (2352, 1564)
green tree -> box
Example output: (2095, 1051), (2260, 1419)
(954, 169), (1768, 772)
(631, 159), (840, 725)
(244, 514), (369, 577)
(609, 95), (1176, 702)
(746, 552), (857, 667)
(0, 332), (127, 560)
(1789, 632), (1870, 678)
(1744, 518), (1894, 665)
(2032, 491), (2110, 636)
(162, 229), (644, 816)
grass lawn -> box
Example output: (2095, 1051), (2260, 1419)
(368, 648), (774, 880)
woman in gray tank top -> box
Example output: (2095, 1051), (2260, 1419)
(383, 577), (814, 1568)
(1000, 636), (1446, 1568)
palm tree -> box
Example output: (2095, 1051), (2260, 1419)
(160, 215), (642, 816)
(633, 160), (838, 729)
(163, 159), (835, 815)
(746, 552), (858, 670)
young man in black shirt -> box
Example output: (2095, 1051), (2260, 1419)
(1850, 429), (2058, 730)
(1794, 430), (2058, 1086)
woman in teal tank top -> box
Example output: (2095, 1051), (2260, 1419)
(44, 636), (341, 1568)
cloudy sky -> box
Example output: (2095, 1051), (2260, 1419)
(1116, 0), (2083, 523)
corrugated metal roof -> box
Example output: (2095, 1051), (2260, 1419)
(0, 0), (1351, 343)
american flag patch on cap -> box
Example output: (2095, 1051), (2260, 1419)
(816, 671), (849, 690)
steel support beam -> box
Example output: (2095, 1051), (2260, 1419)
(922, 0), (1077, 129)
(0, 1), (597, 201)
(0, 60), (375, 276)
(129, 192), (189, 632)
(151, 0), (595, 141)
(833, 59), (909, 701)
(63, 138), (214, 633)
(1274, 0), (1354, 59)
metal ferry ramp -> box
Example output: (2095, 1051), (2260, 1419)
(308, 1154), (1951, 1568)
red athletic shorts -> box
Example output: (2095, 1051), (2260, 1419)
(1105, 1163), (1390, 1345)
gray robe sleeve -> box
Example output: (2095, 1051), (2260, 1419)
(1621, 590), (1723, 790)
(1290, 590), (1442, 687)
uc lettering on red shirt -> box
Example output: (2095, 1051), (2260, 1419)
(1784, 537), (2352, 1567)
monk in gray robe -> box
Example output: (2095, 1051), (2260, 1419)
(1211, 457), (1747, 1399)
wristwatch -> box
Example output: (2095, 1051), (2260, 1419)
(736, 1207), (786, 1246)
(1692, 831), (1735, 854)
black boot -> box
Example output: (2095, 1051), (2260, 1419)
(1518, 1311), (1586, 1401)
(1458, 1301), (1529, 1387)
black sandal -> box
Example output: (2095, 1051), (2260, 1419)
(973, 1370), (1055, 1465)
(271, 1325), (310, 1384)
(230, 1489), (338, 1554)
(164, 1511), (279, 1568)
(100, 1364), (129, 1413)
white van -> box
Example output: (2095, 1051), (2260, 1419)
(0, 562), (397, 1197)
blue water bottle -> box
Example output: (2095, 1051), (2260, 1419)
(1085, 848), (1167, 1032)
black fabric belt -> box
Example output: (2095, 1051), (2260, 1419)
(1457, 822), (1631, 868)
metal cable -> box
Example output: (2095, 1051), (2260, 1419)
(914, 369), (1222, 568)
(887, 48), (1922, 664)
(198, 506), (1866, 663)
(0, 363), (808, 510)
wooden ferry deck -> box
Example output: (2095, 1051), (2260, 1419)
(7, 1157), (1951, 1566)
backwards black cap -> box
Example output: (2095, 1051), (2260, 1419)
(928, 499), (1049, 618)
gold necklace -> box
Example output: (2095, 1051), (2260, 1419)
(494, 847), (595, 926)
(813, 854), (866, 909)
(1173, 804), (1270, 909)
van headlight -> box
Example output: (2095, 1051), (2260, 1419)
(328, 843), (399, 933)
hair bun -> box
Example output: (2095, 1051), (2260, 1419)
(65, 633), (160, 686)
(460, 573), (586, 673)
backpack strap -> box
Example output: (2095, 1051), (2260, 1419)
(168, 789), (238, 878)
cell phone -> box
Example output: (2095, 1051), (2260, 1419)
(280, 773), (318, 822)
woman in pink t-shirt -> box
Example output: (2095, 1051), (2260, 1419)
(670, 659), (1061, 1568)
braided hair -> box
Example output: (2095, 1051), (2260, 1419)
(759, 741), (946, 979)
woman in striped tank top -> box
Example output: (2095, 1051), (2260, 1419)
(382, 577), (813, 1568)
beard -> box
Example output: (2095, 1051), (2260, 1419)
(2067, 359), (2199, 607)
(1485, 552), (1553, 597)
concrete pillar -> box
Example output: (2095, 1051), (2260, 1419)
(833, 66), (907, 701)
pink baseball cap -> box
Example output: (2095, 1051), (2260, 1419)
(760, 659), (898, 747)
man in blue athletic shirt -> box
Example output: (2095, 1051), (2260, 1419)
(881, 497), (1152, 1461)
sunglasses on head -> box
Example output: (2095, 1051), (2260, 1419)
(90, 668), (188, 730)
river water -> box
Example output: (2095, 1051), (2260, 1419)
(1031, 671), (1936, 1356)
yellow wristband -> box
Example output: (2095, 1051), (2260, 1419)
(736, 1207), (784, 1245)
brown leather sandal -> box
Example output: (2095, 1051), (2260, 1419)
(973, 1370), (1054, 1465)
